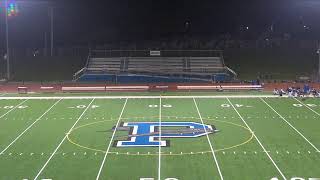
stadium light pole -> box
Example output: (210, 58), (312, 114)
(50, 7), (54, 56)
(317, 47), (320, 78)
(5, 0), (10, 80)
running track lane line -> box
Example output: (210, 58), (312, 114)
(33, 98), (95, 180)
(158, 96), (162, 180)
(0, 99), (28, 119)
(294, 98), (320, 117)
(226, 98), (287, 180)
(193, 97), (224, 180)
(95, 98), (128, 180)
(0, 99), (62, 155)
(260, 98), (320, 152)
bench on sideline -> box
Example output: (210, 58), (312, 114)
(177, 85), (263, 91)
(61, 86), (149, 92)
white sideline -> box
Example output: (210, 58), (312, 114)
(226, 98), (287, 180)
(294, 98), (320, 117)
(158, 97), (162, 180)
(193, 98), (224, 180)
(0, 95), (280, 100)
(33, 98), (95, 180)
(0, 99), (62, 155)
(95, 98), (128, 180)
(0, 99), (28, 119)
(260, 98), (320, 152)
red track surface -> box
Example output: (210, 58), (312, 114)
(0, 82), (319, 93)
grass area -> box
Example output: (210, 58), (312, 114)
(224, 48), (318, 80)
(0, 95), (319, 180)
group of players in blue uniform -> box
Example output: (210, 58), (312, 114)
(273, 84), (320, 97)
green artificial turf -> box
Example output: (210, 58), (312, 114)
(0, 95), (319, 180)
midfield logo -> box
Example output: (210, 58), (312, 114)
(112, 122), (218, 147)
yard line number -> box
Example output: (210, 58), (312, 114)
(293, 104), (319, 107)
(140, 178), (178, 180)
(68, 105), (99, 109)
(271, 177), (320, 180)
(221, 104), (252, 108)
(149, 104), (172, 108)
(0, 105), (28, 109)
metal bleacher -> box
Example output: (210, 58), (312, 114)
(189, 57), (224, 74)
(86, 57), (122, 73)
(74, 50), (235, 82)
(86, 57), (225, 74)
(127, 57), (184, 74)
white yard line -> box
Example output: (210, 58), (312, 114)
(0, 95), (280, 100)
(33, 98), (95, 180)
(260, 98), (320, 152)
(0, 99), (28, 119)
(294, 98), (320, 117)
(193, 97), (224, 180)
(95, 98), (128, 180)
(226, 98), (287, 180)
(0, 99), (62, 155)
(158, 96), (162, 180)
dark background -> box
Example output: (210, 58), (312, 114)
(0, 0), (320, 48)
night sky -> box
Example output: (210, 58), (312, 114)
(1, 0), (320, 48)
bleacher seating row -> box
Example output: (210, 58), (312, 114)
(85, 57), (225, 75)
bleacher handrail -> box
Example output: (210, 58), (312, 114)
(90, 49), (223, 58)
(225, 66), (238, 77)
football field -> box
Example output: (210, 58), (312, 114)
(0, 95), (319, 180)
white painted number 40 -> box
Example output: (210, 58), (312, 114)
(1, 105), (28, 109)
(293, 104), (318, 107)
